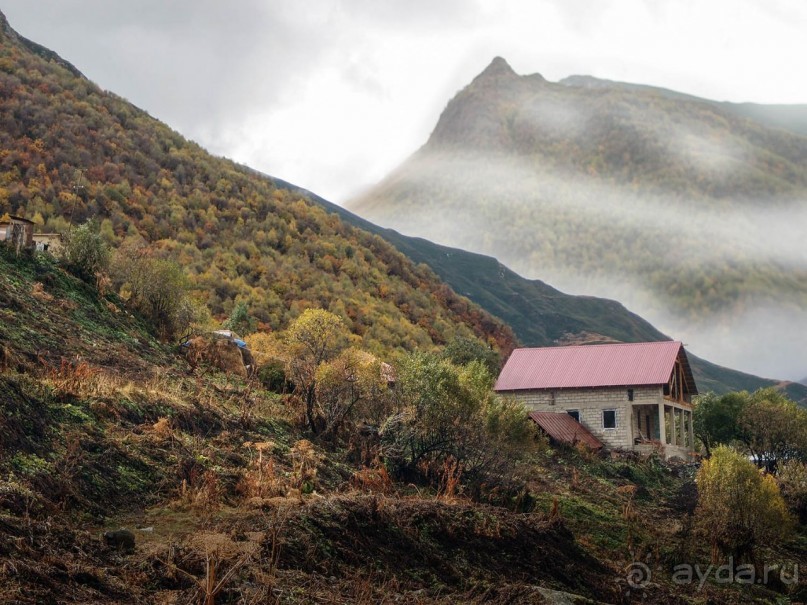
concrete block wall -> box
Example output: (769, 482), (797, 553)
(508, 386), (663, 449)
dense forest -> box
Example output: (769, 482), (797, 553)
(0, 12), (515, 359)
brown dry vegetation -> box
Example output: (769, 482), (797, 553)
(2, 246), (806, 605)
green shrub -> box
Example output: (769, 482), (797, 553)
(59, 219), (110, 285)
(258, 359), (289, 393)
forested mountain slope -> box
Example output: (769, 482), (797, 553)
(0, 10), (515, 357)
(2, 9), (803, 400)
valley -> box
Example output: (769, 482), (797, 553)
(1, 9), (806, 605)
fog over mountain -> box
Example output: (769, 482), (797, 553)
(350, 58), (807, 381)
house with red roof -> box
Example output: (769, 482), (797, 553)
(494, 341), (697, 459)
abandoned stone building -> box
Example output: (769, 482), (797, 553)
(0, 215), (34, 251)
(0, 215), (61, 254)
(494, 341), (697, 459)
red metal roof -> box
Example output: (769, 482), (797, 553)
(495, 341), (694, 391)
(528, 411), (603, 449)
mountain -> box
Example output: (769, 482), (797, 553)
(0, 11), (516, 358)
(349, 57), (807, 381)
(278, 180), (807, 404)
(560, 74), (807, 138)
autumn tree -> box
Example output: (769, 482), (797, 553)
(285, 309), (350, 434)
(110, 239), (202, 340)
(693, 391), (746, 457)
(778, 460), (807, 523)
(315, 348), (389, 438)
(737, 388), (807, 471)
(694, 388), (807, 468)
(695, 445), (792, 563)
(245, 331), (289, 392)
(442, 335), (501, 375)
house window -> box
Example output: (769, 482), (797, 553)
(603, 409), (617, 429)
(549, 391), (556, 406)
(627, 388), (634, 401)
(567, 410), (580, 422)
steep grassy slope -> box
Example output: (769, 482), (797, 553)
(349, 57), (807, 381)
(0, 246), (578, 603)
(0, 11), (515, 358)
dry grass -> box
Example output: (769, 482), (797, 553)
(237, 441), (285, 499)
(290, 439), (322, 494)
(175, 471), (222, 512)
(350, 464), (393, 495)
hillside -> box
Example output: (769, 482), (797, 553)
(277, 180), (807, 404)
(0, 11), (515, 359)
(4, 246), (806, 604)
(0, 246), (600, 603)
(2, 9), (803, 396)
(349, 57), (807, 381)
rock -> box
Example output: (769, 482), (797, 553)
(184, 336), (247, 377)
(104, 528), (135, 553)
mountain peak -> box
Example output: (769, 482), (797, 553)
(474, 56), (518, 81)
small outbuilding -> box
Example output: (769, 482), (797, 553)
(0, 215), (34, 251)
(32, 232), (62, 254)
(495, 341), (697, 459)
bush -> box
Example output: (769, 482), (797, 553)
(59, 219), (110, 284)
(695, 445), (792, 563)
(778, 460), (807, 523)
(380, 353), (535, 488)
(257, 359), (290, 393)
(110, 241), (200, 340)
(442, 335), (502, 374)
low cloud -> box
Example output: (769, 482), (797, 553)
(361, 153), (807, 380)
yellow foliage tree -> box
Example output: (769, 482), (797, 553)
(244, 331), (285, 367)
(285, 309), (349, 434)
(696, 445), (792, 563)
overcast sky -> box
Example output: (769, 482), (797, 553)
(3, 0), (807, 204)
